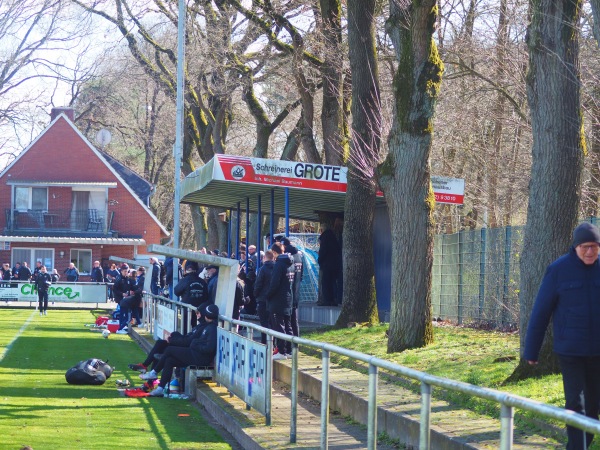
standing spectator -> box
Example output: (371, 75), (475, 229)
(317, 228), (342, 306)
(149, 257), (161, 296)
(112, 264), (131, 305)
(2, 263), (12, 281)
(64, 263), (79, 282)
(206, 265), (219, 304)
(281, 237), (303, 338)
(11, 262), (20, 280)
(105, 263), (119, 301)
(524, 222), (600, 450)
(32, 261), (42, 281)
(266, 243), (294, 359)
(254, 250), (275, 344)
(50, 269), (60, 283)
(90, 260), (104, 283)
(18, 262), (32, 281)
(35, 265), (52, 316)
(117, 267), (145, 333)
(174, 261), (208, 328)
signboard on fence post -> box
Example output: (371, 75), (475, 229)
(215, 327), (269, 416)
(431, 176), (465, 205)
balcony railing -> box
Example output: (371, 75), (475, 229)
(4, 208), (108, 234)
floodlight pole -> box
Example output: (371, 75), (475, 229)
(172, 0), (186, 290)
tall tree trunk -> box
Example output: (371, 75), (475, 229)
(335, 0), (380, 327)
(487, 0), (508, 228)
(381, 0), (444, 352)
(319, 0), (343, 165)
(509, 0), (584, 381)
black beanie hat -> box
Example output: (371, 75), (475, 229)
(572, 223), (600, 248)
(203, 303), (219, 320)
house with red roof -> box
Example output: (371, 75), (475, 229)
(0, 107), (169, 280)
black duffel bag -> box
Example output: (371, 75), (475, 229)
(65, 358), (113, 385)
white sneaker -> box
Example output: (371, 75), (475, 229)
(149, 386), (164, 397)
(39, 312), (43, 316)
(43, 310), (47, 315)
(116, 329), (128, 335)
(140, 370), (158, 380)
(273, 352), (287, 361)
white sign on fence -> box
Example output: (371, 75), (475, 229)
(154, 304), (175, 340)
(431, 176), (465, 205)
(215, 328), (269, 415)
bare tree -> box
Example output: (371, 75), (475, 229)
(510, 0), (584, 380)
(381, 0), (444, 351)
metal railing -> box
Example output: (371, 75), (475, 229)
(139, 293), (600, 450)
(4, 208), (107, 233)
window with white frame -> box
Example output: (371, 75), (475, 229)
(14, 187), (48, 211)
(70, 249), (92, 274)
(12, 248), (54, 271)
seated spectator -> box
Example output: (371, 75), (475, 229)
(128, 302), (210, 374)
(140, 303), (219, 397)
(254, 250), (275, 344)
(90, 260), (104, 283)
(174, 261), (208, 328)
(64, 263), (79, 282)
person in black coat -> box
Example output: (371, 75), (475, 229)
(149, 257), (161, 296)
(35, 265), (52, 316)
(254, 250), (275, 344)
(112, 265), (132, 306)
(281, 237), (303, 338)
(128, 302), (211, 374)
(118, 267), (145, 332)
(174, 261), (208, 328)
(524, 223), (600, 450)
(18, 262), (32, 281)
(90, 260), (104, 282)
(266, 243), (294, 358)
(141, 303), (220, 397)
(317, 228), (342, 306)
(2, 263), (12, 281)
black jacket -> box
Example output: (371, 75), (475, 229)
(2, 269), (12, 281)
(174, 272), (208, 307)
(266, 254), (293, 315)
(189, 321), (218, 367)
(90, 266), (104, 283)
(288, 246), (303, 307)
(254, 260), (275, 304)
(168, 320), (208, 347)
(35, 272), (52, 292)
(113, 274), (131, 303)
(18, 266), (32, 281)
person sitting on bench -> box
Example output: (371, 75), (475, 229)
(141, 303), (219, 397)
(128, 302), (211, 374)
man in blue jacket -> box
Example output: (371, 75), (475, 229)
(524, 222), (600, 450)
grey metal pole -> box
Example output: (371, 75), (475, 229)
(290, 342), (299, 443)
(500, 404), (514, 450)
(172, 0), (185, 289)
(367, 363), (378, 450)
(419, 382), (431, 450)
(265, 335), (273, 426)
(320, 349), (330, 450)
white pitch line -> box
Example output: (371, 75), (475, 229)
(0, 311), (36, 363)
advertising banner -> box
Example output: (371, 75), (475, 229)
(0, 282), (106, 303)
(215, 328), (268, 415)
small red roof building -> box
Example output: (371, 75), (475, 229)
(0, 107), (169, 279)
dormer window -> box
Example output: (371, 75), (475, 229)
(15, 187), (47, 212)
